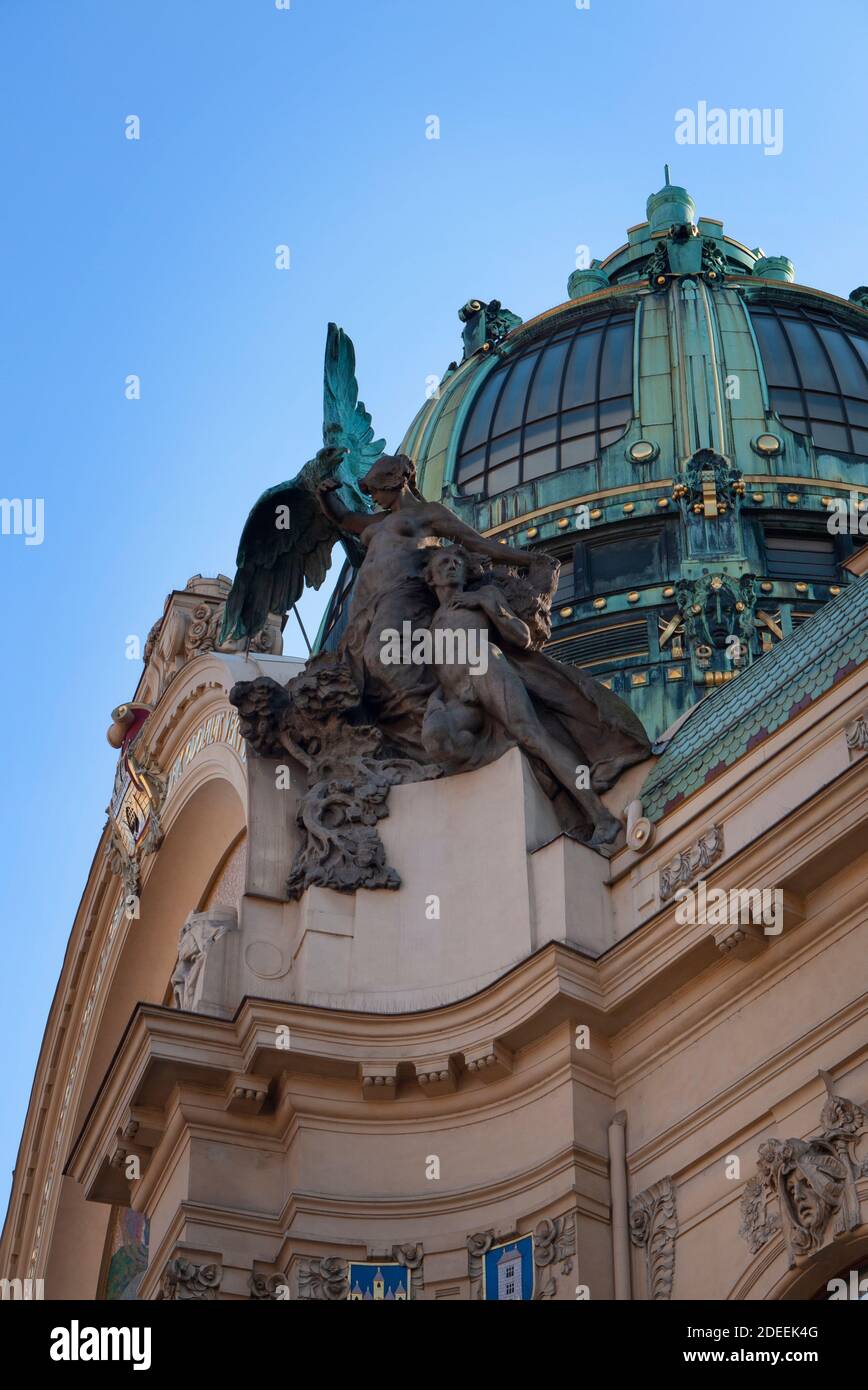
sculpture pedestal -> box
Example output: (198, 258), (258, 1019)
(222, 747), (615, 1014)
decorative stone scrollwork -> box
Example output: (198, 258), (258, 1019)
(629, 1177), (678, 1300)
(738, 1076), (866, 1268)
(141, 575), (283, 704)
(659, 825), (724, 902)
(249, 1272), (288, 1300)
(365, 1244), (424, 1300)
(532, 1215), (577, 1301)
(467, 1229), (496, 1301)
(297, 1255), (348, 1301)
(845, 714), (868, 758)
(157, 1258), (223, 1301)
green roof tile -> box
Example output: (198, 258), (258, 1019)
(641, 578), (868, 820)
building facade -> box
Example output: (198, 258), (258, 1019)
(3, 178), (868, 1302)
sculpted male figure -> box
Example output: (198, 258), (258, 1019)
(315, 454), (540, 757)
(419, 545), (632, 851)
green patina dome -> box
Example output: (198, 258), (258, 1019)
(320, 174), (868, 742)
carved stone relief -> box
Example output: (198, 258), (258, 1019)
(296, 1255), (348, 1301)
(629, 1177), (678, 1300)
(532, 1215), (577, 1300)
(157, 1257), (222, 1301)
(170, 908), (238, 1012)
(249, 1272), (288, 1300)
(845, 713), (868, 758)
(140, 575), (283, 705)
(659, 825), (724, 902)
(739, 1077), (867, 1267)
(467, 1217), (576, 1300)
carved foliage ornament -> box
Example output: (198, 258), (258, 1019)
(143, 577), (282, 702)
(297, 1256), (349, 1301)
(249, 1272), (288, 1300)
(845, 714), (868, 756)
(157, 1258), (222, 1301)
(738, 1079), (866, 1268)
(231, 657), (441, 899)
(659, 824), (724, 902)
(629, 1177), (678, 1300)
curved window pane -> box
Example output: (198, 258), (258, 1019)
(783, 319), (836, 390)
(817, 326), (868, 396)
(526, 338), (570, 419)
(600, 321), (633, 398)
(455, 310), (636, 497)
(752, 301), (868, 457)
(490, 352), (539, 436)
(752, 312), (800, 387)
(461, 371), (505, 452)
(562, 332), (601, 408)
(488, 430), (521, 468)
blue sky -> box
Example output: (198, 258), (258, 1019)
(1, 0), (866, 1217)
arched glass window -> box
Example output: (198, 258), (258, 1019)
(455, 310), (635, 496)
(750, 302), (868, 456)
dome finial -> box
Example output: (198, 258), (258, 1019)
(647, 167), (695, 232)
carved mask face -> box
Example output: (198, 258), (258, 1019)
(784, 1170), (822, 1231)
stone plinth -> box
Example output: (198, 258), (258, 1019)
(223, 747), (615, 1013)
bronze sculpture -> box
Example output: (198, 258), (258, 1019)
(226, 327), (651, 893)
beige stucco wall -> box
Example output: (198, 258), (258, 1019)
(4, 637), (868, 1302)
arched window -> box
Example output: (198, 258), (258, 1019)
(455, 310), (635, 497)
(750, 302), (868, 456)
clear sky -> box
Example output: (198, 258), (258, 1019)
(1, 0), (866, 1218)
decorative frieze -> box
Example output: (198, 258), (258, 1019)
(659, 825), (724, 903)
(629, 1177), (678, 1300)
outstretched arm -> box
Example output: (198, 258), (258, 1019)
(427, 503), (533, 569)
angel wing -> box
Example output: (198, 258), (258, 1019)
(220, 324), (383, 643)
(323, 322), (386, 509)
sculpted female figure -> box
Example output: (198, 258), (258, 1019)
(316, 453), (538, 757)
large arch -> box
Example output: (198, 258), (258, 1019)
(5, 648), (300, 1299)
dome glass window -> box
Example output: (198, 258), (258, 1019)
(750, 303), (868, 456)
(455, 310), (635, 496)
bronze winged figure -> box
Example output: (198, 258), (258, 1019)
(220, 324), (384, 643)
